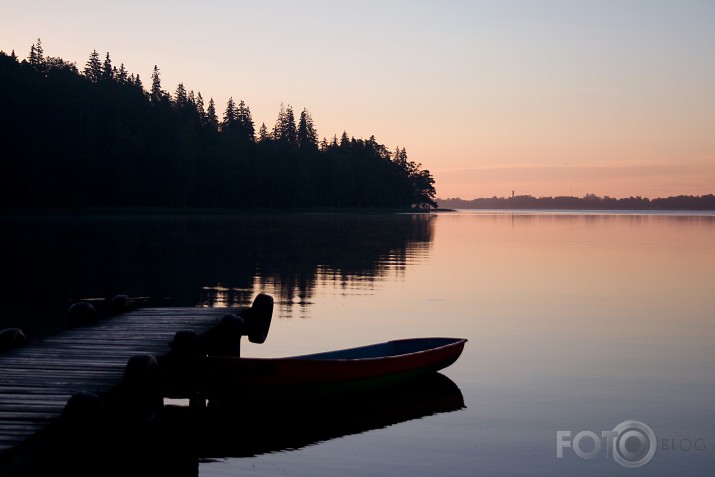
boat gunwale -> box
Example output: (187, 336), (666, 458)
(238, 337), (468, 364)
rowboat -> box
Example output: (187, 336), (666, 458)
(156, 295), (466, 403)
(199, 337), (467, 403)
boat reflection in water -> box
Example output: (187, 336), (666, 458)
(20, 373), (463, 477)
(152, 372), (465, 475)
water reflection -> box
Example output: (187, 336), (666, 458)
(183, 372), (464, 459)
(6, 210), (714, 476)
(460, 209), (715, 228)
(0, 212), (435, 338)
(20, 373), (464, 477)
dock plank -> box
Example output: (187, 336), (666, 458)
(0, 306), (232, 476)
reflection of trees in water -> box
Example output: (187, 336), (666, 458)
(199, 214), (436, 314)
(0, 213), (434, 338)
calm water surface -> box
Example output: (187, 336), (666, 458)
(2, 210), (714, 476)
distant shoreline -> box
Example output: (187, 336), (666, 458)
(433, 208), (715, 215)
(436, 194), (715, 211)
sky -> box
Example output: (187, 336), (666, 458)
(1, 0), (713, 199)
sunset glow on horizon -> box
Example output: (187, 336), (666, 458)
(1, 0), (713, 200)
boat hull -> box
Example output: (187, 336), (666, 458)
(200, 337), (467, 402)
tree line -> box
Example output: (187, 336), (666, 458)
(0, 39), (437, 209)
(437, 194), (715, 210)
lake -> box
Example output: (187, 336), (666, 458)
(2, 210), (714, 476)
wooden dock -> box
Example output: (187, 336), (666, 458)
(0, 304), (236, 476)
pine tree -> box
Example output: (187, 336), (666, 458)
(270, 102), (299, 145)
(236, 100), (255, 141)
(393, 146), (407, 165)
(222, 97), (237, 129)
(273, 103), (286, 140)
(117, 63), (128, 83)
(35, 39), (43, 64)
(258, 123), (270, 142)
(102, 52), (113, 82)
(28, 38), (44, 70)
(196, 92), (206, 123)
(206, 97), (219, 130)
(28, 44), (36, 65)
(150, 65), (163, 104)
(298, 108), (318, 148)
(174, 83), (188, 110)
(340, 131), (350, 148)
(285, 105), (297, 145)
(83, 50), (102, 83)
(187, 90), (196, 109)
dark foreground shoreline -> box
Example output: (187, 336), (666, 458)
(5, 205), (714, 218)
(0, 206), (441, 218)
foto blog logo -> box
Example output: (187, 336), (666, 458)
(557, 420), (657, 468)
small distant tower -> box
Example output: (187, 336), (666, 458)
(512, 190), (515, 198)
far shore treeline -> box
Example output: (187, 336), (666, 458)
(0, 40), (437, 210)
(437, 194), (715, 211)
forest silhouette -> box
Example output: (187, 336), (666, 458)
(0, 40), (437, 210)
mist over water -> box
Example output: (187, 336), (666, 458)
(2, 210), (713, 476)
